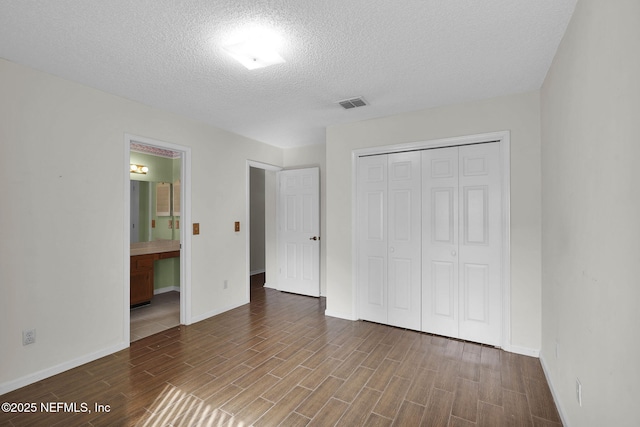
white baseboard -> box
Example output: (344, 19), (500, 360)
(250, 269), (266, 276)
(540, 353), (569, 427)
(0, 341), (129, 396)
(189, 299), (249, 324)
(324, 309), (358, 321)
(506, 345), (540, 358)
(154, 286), (180, 295)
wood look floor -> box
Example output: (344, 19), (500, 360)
(1, 275), (562, 426)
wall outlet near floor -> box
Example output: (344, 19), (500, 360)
(223, 280), (228, 289)
(23, 328), (36, 346)
(576, 378), (582, 407)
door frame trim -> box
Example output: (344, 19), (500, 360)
(124, 134), (192, 345)
(351, 130), (511, 351)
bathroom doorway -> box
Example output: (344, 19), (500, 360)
(124, 134), (192, 343)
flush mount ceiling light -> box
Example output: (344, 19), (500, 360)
(222, 28), (285, 70)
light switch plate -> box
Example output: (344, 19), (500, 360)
(193, 223), (200, 235)
(235, 221), (240, 232)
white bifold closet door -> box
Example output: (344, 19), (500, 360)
(421, 143), (502, 346)
(357, 151), (421, 330)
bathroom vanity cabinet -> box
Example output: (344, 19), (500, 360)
(130, 241), (180, 306)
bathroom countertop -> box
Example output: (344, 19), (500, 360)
(130, 240), (180, 256)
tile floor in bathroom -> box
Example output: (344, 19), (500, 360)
(130, 291), (180, 342)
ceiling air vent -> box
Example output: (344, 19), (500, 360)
(338, 97), (368, 109)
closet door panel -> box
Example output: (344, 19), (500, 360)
(433, 260), (455, 317)
(458, 143), (502, 346)
(462, 263), (489, 322)
(366, 256), (385, 307)
(433, 189), (455, 243)
(387, 152), (421, 330)
(463, 186), (489, 245)
(390, 258), (411, 309)
(422, 147), (459, 337)
(357, 155), (388, 324)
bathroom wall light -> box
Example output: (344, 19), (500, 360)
(222, 29), (285, 70)
(130, 164), (149, 174)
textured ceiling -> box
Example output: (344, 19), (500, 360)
(0, 0), (577, 148)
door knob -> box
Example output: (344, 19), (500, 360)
(451, 250), (457, 256)
(309, 236), (320, 241)
(390, 247), (395, 253)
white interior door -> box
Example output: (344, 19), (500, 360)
(277, 167), (320, 297)
(421, 143), (502, 346)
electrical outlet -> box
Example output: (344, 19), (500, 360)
(576, 378), (582, 407)
(23, 329), (36, 346)
(223, 280), (228, 289)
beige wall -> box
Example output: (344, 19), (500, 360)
(0, 59), (284, 391)
(283, 143), (327, 295)
(326, 91), (542, 352)
(540, 1), (640, 425)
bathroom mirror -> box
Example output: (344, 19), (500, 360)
(130, 150), (181, 243)
(130, 181), (181, 243)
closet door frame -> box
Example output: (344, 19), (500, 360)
(352, 131), (511, 351)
